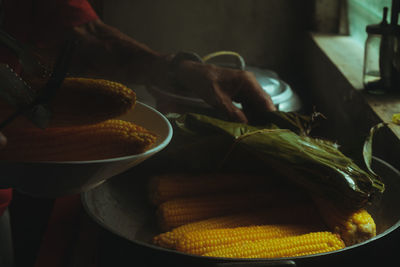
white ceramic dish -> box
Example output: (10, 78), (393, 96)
(0, 102), (173, 197)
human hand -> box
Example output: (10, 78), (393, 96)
(64, 20), (276, 124)
(175, 60), (276, 124)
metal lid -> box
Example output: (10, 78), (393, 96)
(246, 66), (288, 102)
(245, 66), (302, 112)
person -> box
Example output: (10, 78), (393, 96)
(0, 0), (276, 265)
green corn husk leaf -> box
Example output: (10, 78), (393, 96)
(363, 122), (387, 176)
(174, 113), (385, 209)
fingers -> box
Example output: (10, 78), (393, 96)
(242, 91), (277, 124)
(175, 62), (276, 124)
(217, 97), (249, 124)
(234, 71), (277, 124)
(209, 70), (276, 124)
(241, 72), (276, 110)
(206, 78), (249, 123)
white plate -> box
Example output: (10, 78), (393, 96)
(0, 102), (173, 197)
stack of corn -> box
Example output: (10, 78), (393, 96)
(0, 77), (157, 161)
(149, 172), (377, 259)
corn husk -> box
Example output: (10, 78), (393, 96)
(172, 113), (384, 209)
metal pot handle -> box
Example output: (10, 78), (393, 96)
(212, 260), (296, 267)
(202, 51), (246, 70)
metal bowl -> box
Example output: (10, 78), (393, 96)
(82, 157), (400, 266)
(0, 102), (173, 197)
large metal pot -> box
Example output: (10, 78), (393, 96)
(82, 156), (400, 266)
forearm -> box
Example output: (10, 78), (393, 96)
(69, 19), (173, 87)
(34, 19), (275, 123)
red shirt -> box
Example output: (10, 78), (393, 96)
(0, 0), (98, 216)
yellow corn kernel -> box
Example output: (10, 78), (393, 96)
(393, 113), (400, 125)
(204, 232), (345, 258)
(0, 119), (156, 161)
(153, 212), (271, 249)
(153, 204), (325, 249)
(153, 213), (262, 249)
(49, 77), (136, 126)
(0, 77), (137, 127)
(148, 173), (269, 205)
(313, 197), (376, 246)
(176, 224), (323, 255)
(156, 191), (308, 231)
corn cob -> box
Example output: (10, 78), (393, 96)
(153, 212), (271, 249)
(49, 77), (136, 126)
(156, 191), (312, 231)
(153, 204), (325, 249)
(0, 119), (156, 161)
(0, 77), (136, 127)
(148, 173), (271, 205)
(176, 224), (324, 255)
(393, 113), (400, 125)
(313, 197), (376, 246)
(204, 231), (345, 258)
